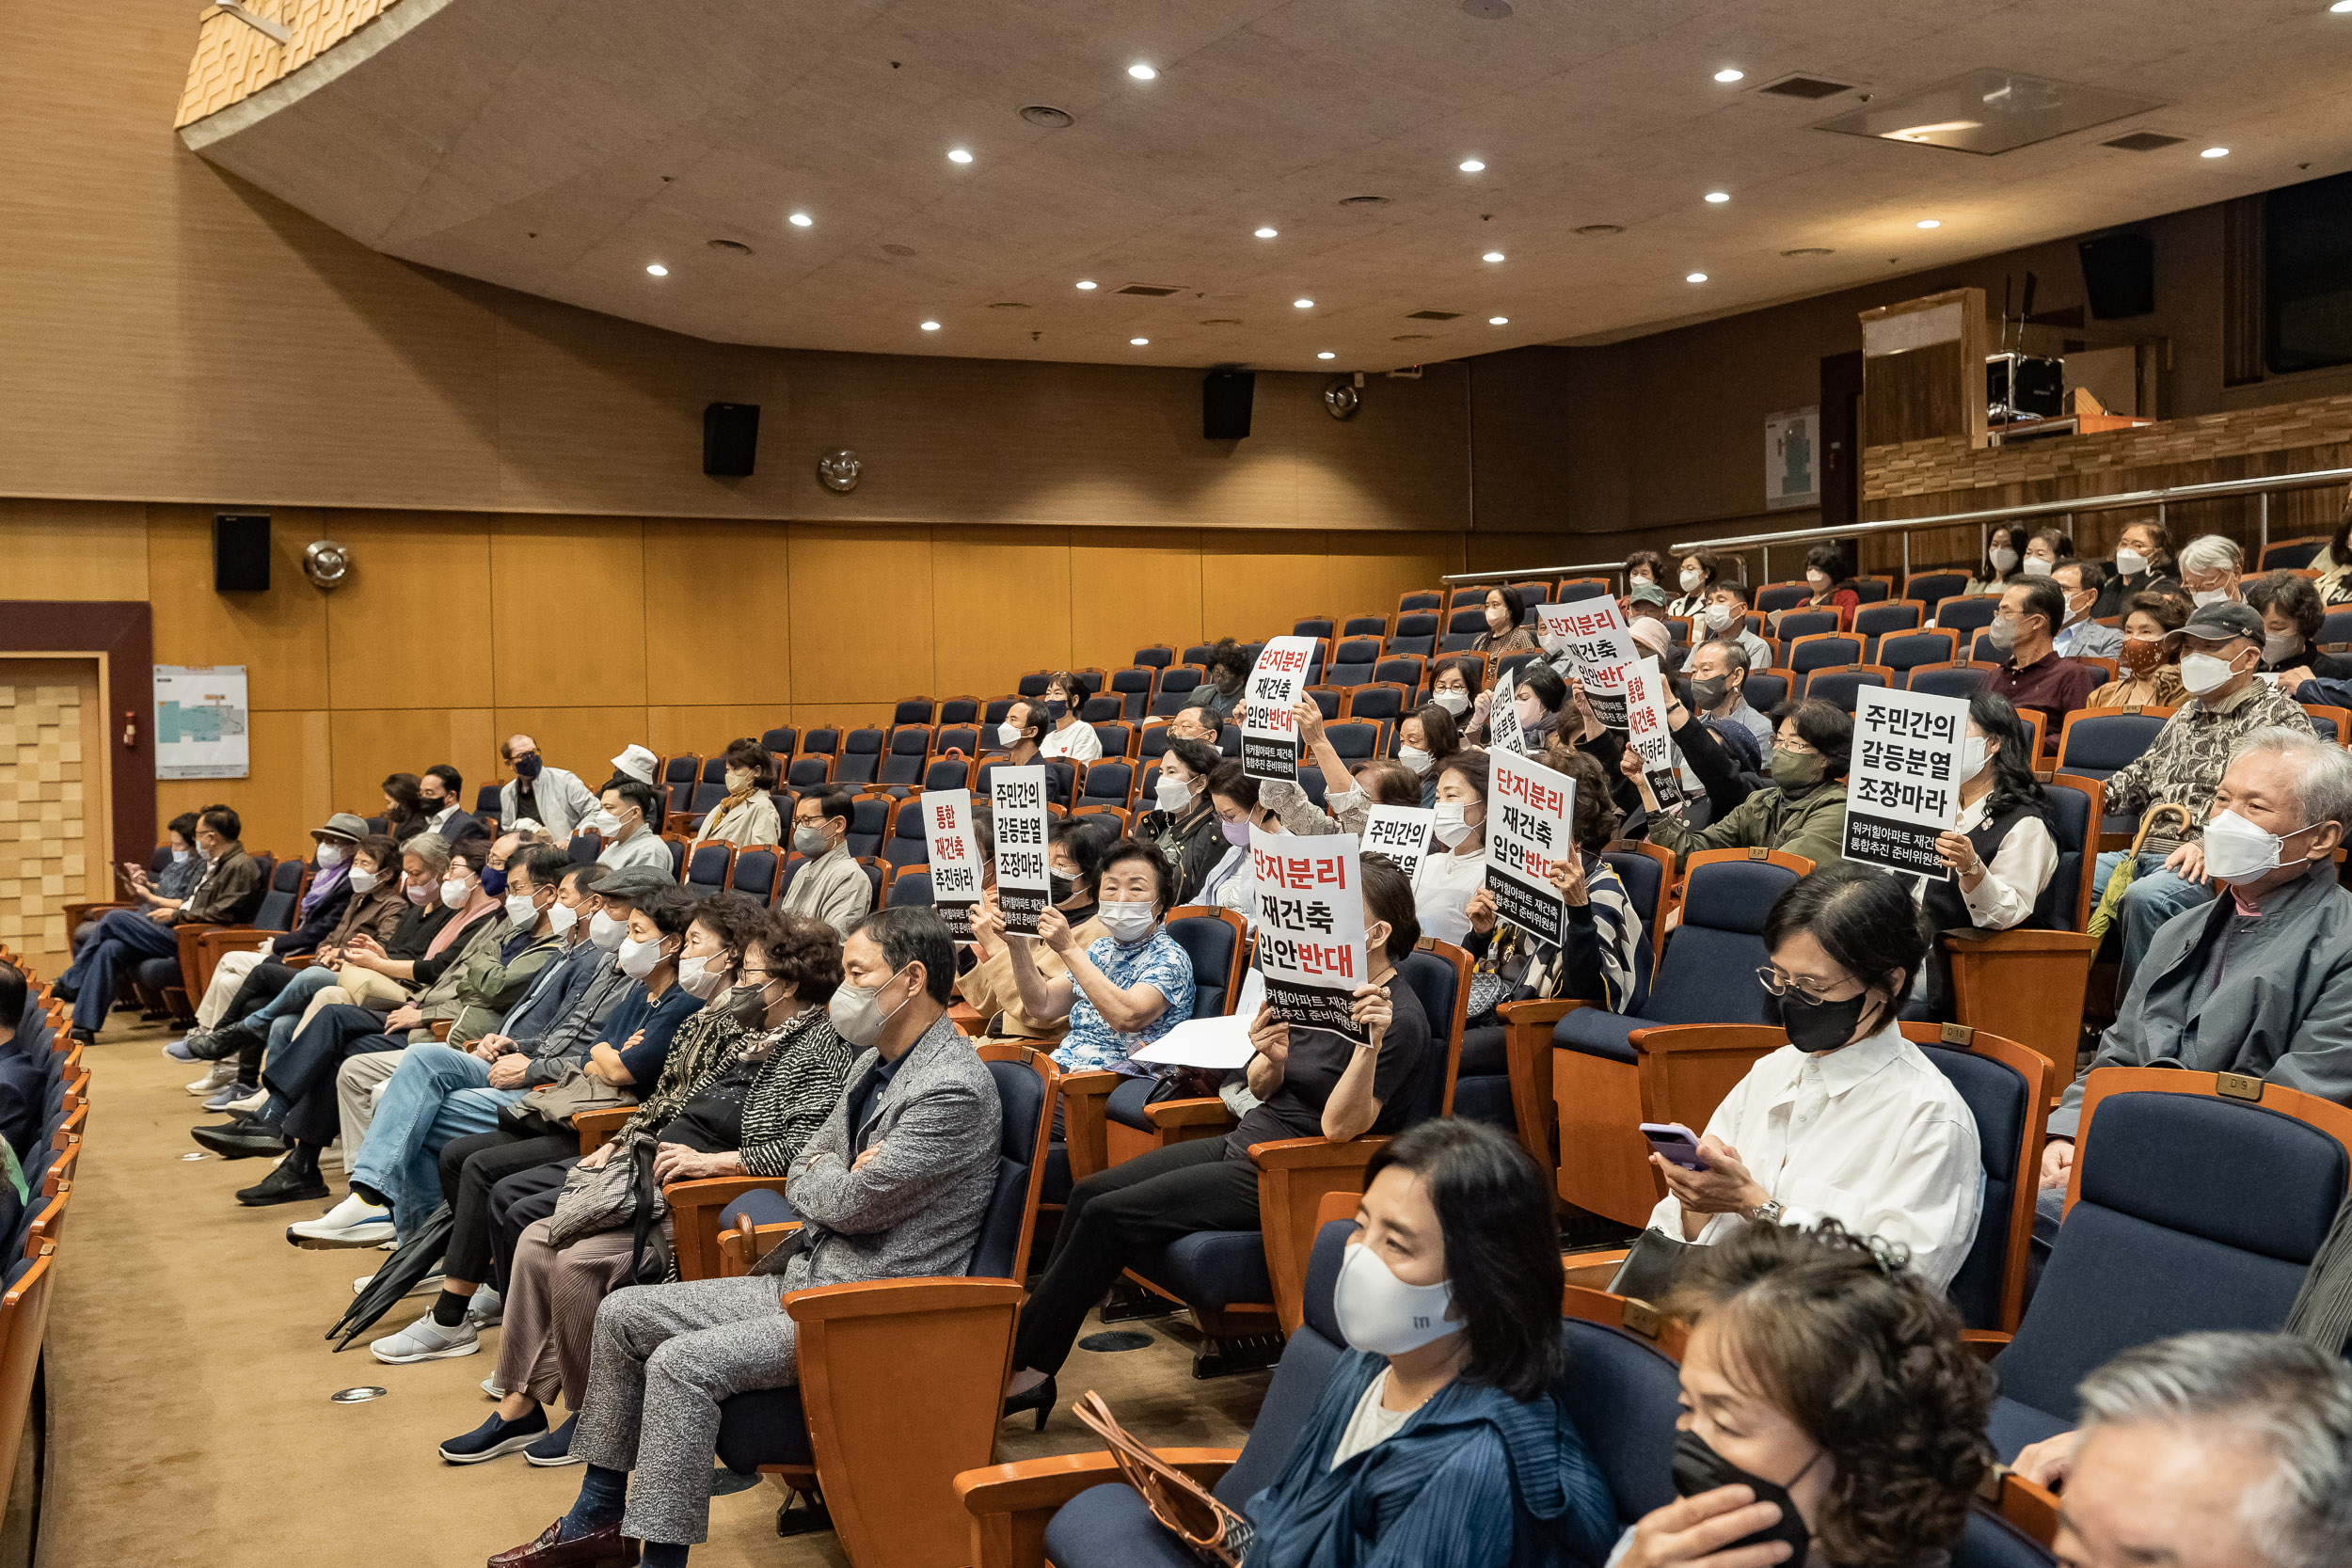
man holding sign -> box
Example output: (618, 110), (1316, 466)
(1001, 852), (1433, 1405)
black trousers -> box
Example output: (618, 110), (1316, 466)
(274, 1010), (400, 1147)
(1009, 1137), (1261, 1377)
(437, 1129), (576, 1288)
(488, 1161), (574, 1291)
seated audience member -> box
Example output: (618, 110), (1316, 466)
(1200, 760), (1279, 913)
(1470, 584), (1539, 656)
(1646, 864), (1980, 1292)
(500, 733), (597, 837)
(1039, 672), (1104, 761)
(1697, 580), (1773, 673)
(1966, 523), (2024, 597)
(487, 908), (1000, 1568)
(1773, 543), (1859, 633)
(1613, 1221), (1991, 1568)
(609, 745), (660, 788)
(1912, 694), (2057, 1019)
(1007, 838), (1194, 1073)
(1986, 577), (2101, 747)
(1624, 548), (1670, 601)
(442, 911), (853, 1464)
(781, 787), (873, 935)
(178, 811), (365, 1055)
(2052, 560), (2124, 659)
(593, 778), (672, 878)
(1003, 858), (1433, 1418)
(2091, 603), (2315, 981)
(2011, 1331), (2352, 1568)
(1266, 705), (1424, 836)
(1416, 750), (1492, 946)
(1629, 611), (1684, 679)
(57, 805), (263, 1044)
(382, 772), (432, 843)
(1667, 547), (1722, 618)
(582, 885), (716, 1089)
(1687, 639), (1771, 751)
(1224, 1120), (1615, 1566)
(421, 764), (470, 837)
(1427, 653), (1491, 733)
(2086, 591), (2190, 708)
(111, 811), (205, 927)
(2248, 568), (2352, 685)
(1462, 748), (1643, 1042)
(996, 695), (1053, 767)
(961, 818), (1111, 1043)
(2020, 525), (2074, 578)
(2041, 731), (2352, 1201)
(1161, 704), (1222, 747)
(2091, 516), (2179, 617)
(0, 962), (46, 1171)
(1603, 669), (1751, 829)
(1138, 736), (1225, 904)
(1180, 639), (1252, 723)
(1396, 702), (1460, 803)
(1511, 660), (1568, 751)
(2178, 531), (2246, 607)
(2311, 484), (2352, 580)
(1634, 699), (1850, 871)
(692, 737), (781, 847)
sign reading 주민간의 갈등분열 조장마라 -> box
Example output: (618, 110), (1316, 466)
(990, 765), (1053, 935)
(1842, 684), (1968, 882)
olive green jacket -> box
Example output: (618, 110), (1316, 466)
(1645, 782), (1851, 872)
(408, 914), (565, 1045)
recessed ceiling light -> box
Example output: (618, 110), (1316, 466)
(2334, 2), (2351, 12)
(2201, 146), (2231, 158)
(644, 263), (667, 277)
(1714, 68), (1744, 83)
(1128, 62), (1157, 80)
(1916, 218), (1942, 229)
(1685, 272), (1708, 283)
(1075, 279), (1098, 290)
(787, 212), (813, 228)
(1482, 250), (1505, 262)
(920, 321), (941, 331)
(1488, 316), (1508, 325)
(1705, 191), (1731, 203)
(946, 148), (974, 164)
(1254, 226), (1279, 238)
(1317, 351), (1336, 359)
(1459, 158), (1486, 173)
(1130, 337), (1150, 345)
(1294, 298), (1314, 309)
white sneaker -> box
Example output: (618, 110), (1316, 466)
(369, 1314), (479, 1364)
(226, 1085), (269, 1116)
(468, 1287), (503, 1327)
(287, 1194), (394, 1249)
(186, 1058), (237, 1095)
(354, 1269), (446, 1295)
(481, 1376), (503, 1398)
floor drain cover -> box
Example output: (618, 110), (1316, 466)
(710, 1468), (761, 1497)
(1079, 1330), (1154, 1353)
(180, 1151), (210, 1161)
(330, 1386), (388, 1403)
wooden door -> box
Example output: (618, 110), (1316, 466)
(0, 658), (109, 978)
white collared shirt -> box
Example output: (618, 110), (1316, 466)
(1910, 794), (2057, 932)
(1410, 841), (1486, 946)
(1645, 1021), (1983, 1291)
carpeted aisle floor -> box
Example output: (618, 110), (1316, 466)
(33, 1019), (1266, 1568)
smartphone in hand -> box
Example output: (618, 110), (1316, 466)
(1640, 1121), (1708, 1171)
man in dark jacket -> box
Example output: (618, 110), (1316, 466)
(0, 962), (46, 1173)
(58, 804), (264, 1041)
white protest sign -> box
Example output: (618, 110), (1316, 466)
(1250, 826), (1371, 1044)
(1842, 686), (1968, 882)
(1486, 680), (1526, 755)
(1360, 804), (1436, 880)
(1623, 657), (1687, 809)
(1240, 636), (1318, 783)
(1486, 746), (1576, 948)
(919, 789), (980, 943)
(1537, 600), (1637, 728)
(989, 765), (1053, 935)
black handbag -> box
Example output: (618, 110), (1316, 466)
(1608, 1227), (1697, 1304)
(626, 1140), (675, 1287)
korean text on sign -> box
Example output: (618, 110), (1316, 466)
(1486, 747), (1576, 949)
(990, 765), (1054, 935)
(920, 789), (980, 943)
(1360, 804), (1435, 880)
(1839, 686), (1968, 882)
(1623, 657), (1686, 809)
(1240, 636), (1318, 784)
(1249, 825), (1372, 1045)
(1537, 601), (1635, 728)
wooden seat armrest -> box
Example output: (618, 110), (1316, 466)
(1245, 1134), (1387, 1170)
(429, 1020), (453, 1042)
(572, 1106), (636, 1154)
(282, 955), (314, 971)
(172, 922), (212, 989)
(1496, 998), (1582, 1026)
(1988, 1468), (2060, 1544)
(1560, 1244), (1632, 1291)
(947, 1002), (987, 1035)
(63, 902), (134, 941)
(1250, 1135), (1388, 1332)
(663, 1174), (792, 1282)
(1143, 1096), (1235, 1131)
(1058, 1069), (1123, 1183)
(1499, 998), (1584, 1175)
(716, 1218), (801, 1277)
(1942, 930), (2099, 956)
(1960, 1328), (2012, 1362)
(956, 1449), (1242, 1568)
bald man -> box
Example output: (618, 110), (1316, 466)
(497, 734), (597, 837)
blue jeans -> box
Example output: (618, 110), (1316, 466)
(2092, 850), (2215, 988)
(58, 909), (183, 1033)
(350, 1043), (522, 1242)
(242, 962), (341, 1030)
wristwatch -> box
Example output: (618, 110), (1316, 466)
(1745, 1197), (1785, 1226)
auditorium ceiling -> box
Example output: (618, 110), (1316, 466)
(180, 0), (2352, 372)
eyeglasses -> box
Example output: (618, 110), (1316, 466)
(1755, 966), (1860, 1004)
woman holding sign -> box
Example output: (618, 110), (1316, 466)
(1628, 699), (1853, 872)
(1004, 839), (1194, 1075)
(1415, 752), (1494, 947)
(1910, 693), (2058, 1020)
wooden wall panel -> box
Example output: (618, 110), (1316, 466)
(787, 526), (935, 705)
(489, 515), (646, 708)
(329, 708), (496, 829)
(644, 518), (794, 706)
(154, 709), (326, 856)
(1070, 530), (1203, 671)
(1200, 531), (1335, 640)
(1324, 531), (1462, 621)
(146, 505), (332, 712)
(0, 501), (149, 600)
(930, 527), (1073, 699)
(491, 706), (650, 800)
(645, 705), (788, 761)
(325, 513), (495, 709)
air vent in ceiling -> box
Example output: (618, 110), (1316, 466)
(1116, 283), (1184, 297)
(1392, 333), (1434, 342)
(2103, 130), (2188, 152)
(705, 239), (754, 255)
(881, 244), (916, 257)
(1758, 73), (1856, 100)
(986, 301), (1032, 309)
(1573, 223), (1624, 237)
(1406, 309), (1462, 321)
(1018, 104), (1073, 129)
(1782, 247), (1835, 257)
(1200, 318), (1242, 326)
(1339, 195), (1392, 207)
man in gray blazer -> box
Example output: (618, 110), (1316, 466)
(2053, 560), (2126, 660)
(488, 907), (1000, 1568)
(781, 787), (874, 937)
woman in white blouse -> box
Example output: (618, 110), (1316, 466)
(1645, 862), (1982, 1293)
(1036, 673), (1104, 763)
(1912, 692), (2058, 1019)
(1412, 751), (1491, 947)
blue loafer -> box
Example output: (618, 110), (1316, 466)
(524, 1414), (582, 1467)
(438, 1407), (548, 1465)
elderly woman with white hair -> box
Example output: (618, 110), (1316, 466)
(2177, 532), (2247, 607)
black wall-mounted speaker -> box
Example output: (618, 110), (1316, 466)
(213, 513), (271, 593)
(1202, 371), (1255, 440)
(2078, 233), (2156, 320)
(703, 403), (760, 476)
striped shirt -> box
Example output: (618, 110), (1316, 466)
(1470, 854), (1643, 1013)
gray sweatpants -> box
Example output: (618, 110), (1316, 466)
(572, 1274), (798, 1546)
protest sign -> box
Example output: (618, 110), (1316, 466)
(1240, 636), (1317, 783)
(1251, 826), (1370, 1044)
(1842, 686), (1968, 881)
(989, 765), (1053, 935)
(1537, 599), (1637, 728)
(1486, 679), (1526, 755)
(1486, 746), (1576, 948)
(919, 789), (980, 943)
(1623, 657), (1687, 809)
(1360, 804), (1435, 880)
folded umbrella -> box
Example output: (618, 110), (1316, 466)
(326, 1201), (454, 1352)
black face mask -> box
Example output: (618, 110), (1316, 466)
(1049, 873), (1077, 904)
(1672, 1429), (1818, 1562)
(514, 752), (544, 780)
(1690, 675), (1728, 709)
(1773, 988), (1879, 1054)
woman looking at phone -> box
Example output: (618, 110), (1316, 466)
(1640, 863), (1982, 1292)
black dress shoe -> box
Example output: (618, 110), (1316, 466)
(236, 1161), (328, 1207)
(1001, 1373), (1057, 1432)
(191, 1119), (287, 1160)
(189, 1021), (255, 1061)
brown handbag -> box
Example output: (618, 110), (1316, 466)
(1070, 1390), (1255, 1567)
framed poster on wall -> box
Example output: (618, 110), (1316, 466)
(153, 665), (249, 780)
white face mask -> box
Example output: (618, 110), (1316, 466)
(829, 964), (913, 1049)
(1155, 773), (1194, 814)
(1097, 900), (1158, 942)
(617, 934), (665, 981)
(1332, 1242), (1456, 1356)
(440, 876), (472, 910)
(1678, 567), (1704, 593)
(172, 847), (193, 863)
(504, 891), (542, 928)
(2115, 547), (2148, 577)
(1959, 735), (1992, 781)
(1430, 689), (1470, 718)
(1805, 569), (1829, 588)
(1989, 546), (2019, 574)
(348, 867), (379, 895)
(1398, 745), (1432, 774)
(1514, 697), (1541, 730)
(1431, 800), (1478, 848)
(676, 953), (727, 1000)
(793, 824), (829, 855)
(2202, 809), (2312, 884)
(1703, 603), (1734, 632)
(2179, 650), (2241, 696)
(545, 899), (580, 939)
(589, 809), (622, 836)
(2192, 587), (2233, 608)
(723, 768), (753, 793)
(589, 909), (628, 951)
(315, 843), (343, 867)
(2022, 556), (2054, 578)
(2264, 632), (2301, 664)
(1628, 573), (1652, 589)
(996, 721), (1023, 747)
